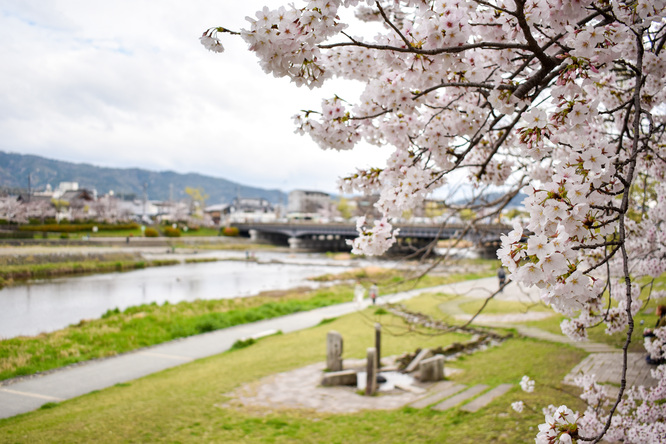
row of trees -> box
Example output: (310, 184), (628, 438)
(204, 1), (665, 442)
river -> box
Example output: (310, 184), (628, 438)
(0, 251), (377, 339)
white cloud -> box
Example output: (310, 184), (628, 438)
(0, 0), (390, 195)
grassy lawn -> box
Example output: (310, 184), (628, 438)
(0, 300), (586, 443)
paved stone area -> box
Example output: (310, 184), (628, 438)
(220, 358), (463, 414)
(409, 382), (466, 408)
(564, 352), (658, 389)
(432, 384), (489, 411)
(461, 383), (513, 413)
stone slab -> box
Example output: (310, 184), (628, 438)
(409, 382), (467, 409)
(321, 370), (357, 387)
(432, 384), (489, 411)
(461, 383), (513, 412)
(405, 348), (432, 373)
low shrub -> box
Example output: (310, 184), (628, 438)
(163, 227), (181, 237)
(221, 226), (239, 237)
(231, 338), (256, 350)
(144, 227), (159, 237)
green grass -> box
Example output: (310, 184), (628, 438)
(0, 300), (587, 443)
(0, 258), (178, 287)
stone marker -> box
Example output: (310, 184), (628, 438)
(366, 347), (377, 396)
(419, 355), (444, 382)
(326, 331), (343, 371)
(375, 323), (382, 369)
(405, 348), (432, 373)
(321, 369), (358, 387)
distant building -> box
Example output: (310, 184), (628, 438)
(54, 182), (79, 197)
(347, 195), (382, 219)
(204, 203), (230, 225)
(288, 190), (333, 220)
(222, 197), (276, 224)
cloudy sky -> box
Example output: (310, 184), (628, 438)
(0, 0), (388, 194)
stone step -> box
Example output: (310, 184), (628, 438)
(460, 384), (513, 412)
(432, 384), (489, 411)
(409, 382), (467, 409)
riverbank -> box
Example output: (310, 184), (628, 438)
(0, 267), (493, 382)
(0, 278), (589, 443)
(0, 239), (281, 287)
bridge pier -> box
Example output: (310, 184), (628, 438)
(249, 229), (290, 246)
(288, 235), (350, 251)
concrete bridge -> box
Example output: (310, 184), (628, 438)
(231, 222), (511, 255)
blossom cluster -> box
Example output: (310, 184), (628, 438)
(574, 369), (666, 443)
(535, 405), (580, 444)
(346, 216), (399, 256)
(520, 375), (535, 393)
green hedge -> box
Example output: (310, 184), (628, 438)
(144, 227), (159, 237)
(19, 222), (140, 233)
(0, 231), (35, 239)
(163, 227), (181, 237)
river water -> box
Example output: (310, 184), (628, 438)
(0, 251), (371, 339)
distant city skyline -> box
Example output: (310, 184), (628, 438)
(0, 0), (387, 195)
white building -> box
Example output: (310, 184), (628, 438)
(287, 190), (332, 219)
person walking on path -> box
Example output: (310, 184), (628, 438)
(369, 283), (378, 305)
(497, 267), (506, 292)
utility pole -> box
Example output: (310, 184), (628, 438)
(143, 182), (148, 220)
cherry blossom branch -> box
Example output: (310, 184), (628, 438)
(318, 39), (528, 55)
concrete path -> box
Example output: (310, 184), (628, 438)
(0, 281), (478, 420)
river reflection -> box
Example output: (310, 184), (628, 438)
(0, 254), (355, 339)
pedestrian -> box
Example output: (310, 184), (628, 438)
(354, 282), (365, 308)
(497, 267), (506, 292)
(369, 283), (378, 305)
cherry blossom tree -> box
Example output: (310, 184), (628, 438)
(203, 1), (666, 441)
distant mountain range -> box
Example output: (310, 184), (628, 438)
(0, 151), (287, 205)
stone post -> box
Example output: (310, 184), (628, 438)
(375, 323), (381, 369)
(326, 331), (344, 371)
(365, 347), (377, 396)
(419, 355), (445, 382)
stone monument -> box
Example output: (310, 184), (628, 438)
(326, 331), (344, 371)
(365, 347), (377, 396)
